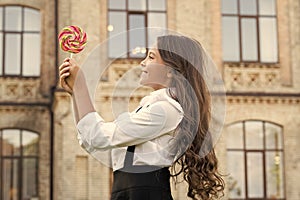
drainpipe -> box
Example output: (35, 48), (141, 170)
(50, 0), (59, 199)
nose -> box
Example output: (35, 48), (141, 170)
(140, 58), (146, 67)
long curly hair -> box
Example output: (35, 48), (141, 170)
(157, 35), (225, 199)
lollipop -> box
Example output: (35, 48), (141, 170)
(58, 25), (87, 57)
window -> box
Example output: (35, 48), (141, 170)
(108, 0), (167, 58)
(0, 129), (39, 200)
(226, 121), (285, 200)
(0, 6), (41, 77)
(221, 0), (278, 63)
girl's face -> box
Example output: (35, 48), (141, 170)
(139, 46), (171, 90)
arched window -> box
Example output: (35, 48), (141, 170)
(0, 129), (39, 199)
(226, 120), (285, 200)
(107, 0), (167, 58)
(0, 6), (41, 77)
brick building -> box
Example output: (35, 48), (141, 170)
(0, 0), (299, 199)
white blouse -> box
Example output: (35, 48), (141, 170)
(76, 88), (184, 171)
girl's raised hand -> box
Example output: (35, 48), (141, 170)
(59, 58), (82, 94)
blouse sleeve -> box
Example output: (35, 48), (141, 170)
(76, 101), (183, 153)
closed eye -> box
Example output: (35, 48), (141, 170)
(148, 52), (155, 60)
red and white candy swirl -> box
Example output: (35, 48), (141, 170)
(58, 25), (87, 54)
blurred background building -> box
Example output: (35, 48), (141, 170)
(0, 0), (299, 199)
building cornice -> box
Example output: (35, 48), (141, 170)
(226, 92), (300, 97)
(226, 92), (300, 104)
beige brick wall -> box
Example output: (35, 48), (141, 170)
(0, 0), (299, 199)
(54, 0), (300, 199)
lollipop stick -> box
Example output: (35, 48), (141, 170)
(70, 53), (73, 58)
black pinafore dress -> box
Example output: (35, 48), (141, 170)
(110, 145), (173, 200)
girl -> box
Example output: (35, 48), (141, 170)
(59, 35), (225, 200)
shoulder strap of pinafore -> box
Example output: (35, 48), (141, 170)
(123, 106), (142, 168)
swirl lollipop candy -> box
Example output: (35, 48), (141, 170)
(58, 25), (87, 57)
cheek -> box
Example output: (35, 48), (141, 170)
(148, 68), (168, 82)
(139, 63), (169, 85)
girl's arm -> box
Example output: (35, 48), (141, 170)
(59, 58), (95, 123)
(59, 58), (183, 152)
(72, 77), (95, 123)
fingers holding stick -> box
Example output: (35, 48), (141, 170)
(59, 58), (73, 94)
(59, 57), (85, 94)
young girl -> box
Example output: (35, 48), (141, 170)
(59, 35), (225, 200)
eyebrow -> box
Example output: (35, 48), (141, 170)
(148, 50), (156, 56)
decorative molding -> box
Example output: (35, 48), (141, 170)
(107, 63), (141, 83)
(98, 95), (144, 103)
(0, 105), (48, 114)
(225, 62), (280, 69)
(109, 58), (142, 65)
(0, 77), (47, 103)
(227, 95), (300, 105)
(224, 63), (282, 92)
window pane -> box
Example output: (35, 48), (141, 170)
(108, 0), (126, 9)
(129, 14), (146, 58)
(226, 122), (243, 149)
(221, 0), (238, 14)
(247, 152), (264, 198)
(0, 33), (3, 75)
(259, 18), (278, 62)
(259, 0), (276, 15)
(24, 8), (41, 31)
(23, 33), (41, 76)
(148, 0), (166, 11)
(5, 6), (22, 31)
(245, 121), (263, 149)
(222, 16), (240, 61)
(108, 12), (127, 58)
(148, 13), (166, 28)
(2, 129), (21, 156)
(148, 13), (166, 45)
(3, 159), (19, 200)
(23, 158), (38, 199)
(266, 151), (284, 198)
(0, 7), (3, 30)
(227, 151), (246, 198)
(22, 130), (39, 156)
(5, 33), (21, 75)
(265, 123), (282, 149)
(147, 28), (167, 49)
(128, 0), (146, 11)
(240, 0), (257, 15)
(241, 18), (258, 61)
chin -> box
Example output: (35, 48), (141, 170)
(139, 80), (145, 86)
(139, 78), (149, 86)
(139, 81), (152, 89)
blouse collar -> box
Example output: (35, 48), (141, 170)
(140, 88), (183, 113)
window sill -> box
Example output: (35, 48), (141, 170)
(223, 62), (280, 69)
(108, 58), (143, 65)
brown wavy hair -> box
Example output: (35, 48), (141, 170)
(157, 35), (225, 199)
